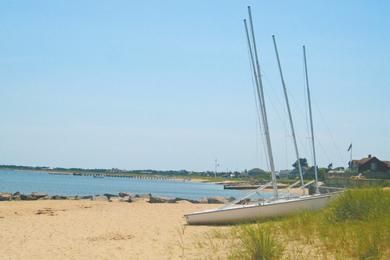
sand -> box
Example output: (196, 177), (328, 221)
(0, 199), (226, 260)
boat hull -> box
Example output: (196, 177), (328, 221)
(185, 194), (335, 225)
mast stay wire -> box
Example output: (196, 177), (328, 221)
(247, 45), (270, 172)
(262, 69), (312, 163)
(312, 97), (345, 165)
(284, 75), (339, 166)
(298, 56), (343, 166)
(301, 56), (332, 166)
(298, 51), (343, 166)
(260, 71), (293, 170)
(283, 83), (314, 157)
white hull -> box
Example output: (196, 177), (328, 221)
(185, 193), (336, 225)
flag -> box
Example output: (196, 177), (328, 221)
(327, 163), (333, 169)
(347, 143), (352, 152)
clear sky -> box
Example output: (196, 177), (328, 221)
(0, 1), (388, 171)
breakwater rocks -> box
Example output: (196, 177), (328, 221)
(0, 192), (235, 204)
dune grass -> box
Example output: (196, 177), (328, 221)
(229, 225), (283, 260)
(204, 188), (390, 259)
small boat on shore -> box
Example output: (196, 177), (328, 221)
(185, 193), (335, 225)
(185, 6), (341, 225)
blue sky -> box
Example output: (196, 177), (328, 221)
(0, 1), (388, 171)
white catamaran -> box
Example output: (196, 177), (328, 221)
(185, 6), (341, 225)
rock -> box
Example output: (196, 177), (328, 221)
(198, 197), (208, 203)
(200, 196), (230, 204)
(11, 192), (21, 200)
(80, 195), (93, 200)
(31, 192), (49, 200)
(237, 198), (251, 205)
(118, 192), (133, 198)
(20, 194), (37, 200)
(0, 192), (12, 201)
(119, 196), (133, 203)
(51, 195), (68, 200)
(174, 197), (199, 204)
(104, 193), (117, 200)
(93, 195), (108, 201)
(19, 192), (49, 200)
(148, 195), (176, 203)
(228, 197), (236, 202)
(12, 194), (21, 201)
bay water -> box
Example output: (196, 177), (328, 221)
(0, 169), (249, 200)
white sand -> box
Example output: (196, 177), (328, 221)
(0, 199), (225, 259)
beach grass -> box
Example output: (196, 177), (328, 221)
(202, 188), (390, 259)
(229, 225), (283, 260)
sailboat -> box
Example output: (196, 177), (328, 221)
(185, 6), (341, 225)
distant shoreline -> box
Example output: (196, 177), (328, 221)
(0, 167), (247, 186)
(0, 166), (238, 184)
(0, 168), (305, 193)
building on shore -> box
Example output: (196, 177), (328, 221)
(350, 154), (390, 172)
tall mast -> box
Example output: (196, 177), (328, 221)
(272, 35), (305, 189)
(247, 6), (278, 199)
(243, 20), (267, 162)
(303, 45), (319, 194)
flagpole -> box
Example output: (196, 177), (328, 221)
(348, 143), (353, 171)
(350, 144), (353, 171)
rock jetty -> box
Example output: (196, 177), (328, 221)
(0, 191), (235, 204)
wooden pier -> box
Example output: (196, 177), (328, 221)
(48, 171), (186, 182)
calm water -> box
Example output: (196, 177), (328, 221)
(0, 169), (248, 200)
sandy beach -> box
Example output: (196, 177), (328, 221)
(0, 199), (226, 260)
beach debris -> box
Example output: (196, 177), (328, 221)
(87, 232), (134, 242)
(35, 208), (56, 216)
(35, 208), (65, 216)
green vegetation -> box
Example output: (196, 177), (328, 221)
(229, 225), (283, 260)
(204, 188), (390, 259)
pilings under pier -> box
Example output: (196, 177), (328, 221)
(48, 172), (187, 182)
